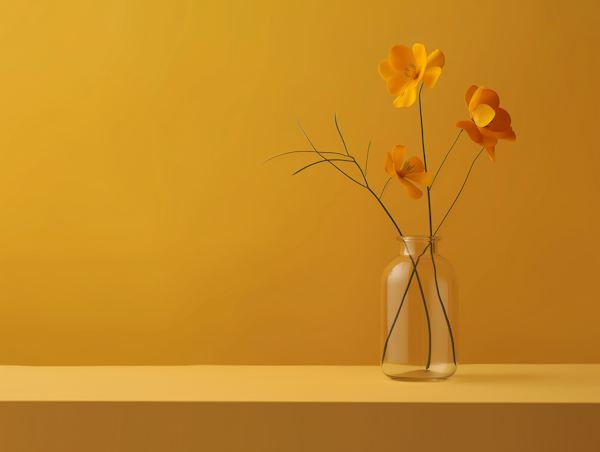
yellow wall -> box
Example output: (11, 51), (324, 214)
(0, 0), (598, 365)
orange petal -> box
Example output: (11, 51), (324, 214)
(481, 126), (516, 141)
(389, 45), (415, 72)
(486, 146), (496, 162)
(393, 87), (418, 108)
(392, 145), (406, 172)
(387, 75), (411, 96)
(427, 49), (445, 68)
(406, 75), (421, 91)
(468, 86), (484, 114)
(378, 60), (400, 81)
(422, 67), (442, 89)
(456, 120), (483, 143)
(473, 104), (495, 127)
(412, 43), (427, 70)
(404, 171), (434, 187)
(478, 133), (498, 148)
(398, 176), (423, 199)
(485, 108), (511, 132)
(405, 156), (425, 174)
(503, 127), (516, 142)
(471, 89), (500, 111)
(385, 152), (397, 178)
(465, 85), (479, 108)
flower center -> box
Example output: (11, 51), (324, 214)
(398, 161), (415, 177)
(471, 117), (494, 128)
(404, 63), (419, 79)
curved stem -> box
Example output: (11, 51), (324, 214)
(430, 130), (463, 189)
(364, 181), (405, 238)
(381, 244), (431, 364)
(430, 246), (456, 364)
(354, 156), (369, 188)
(380, 177), (392, 199)
(418, 84), (428, 170)
(292, 159), (354, 176)
(419, 84), (433, 237)
(339, 136), (432, 369)
(335, 115), (370, 190)
(264, 150), (347, 164)
(414, 267), (431, 369)
(390, 145), (481, 369)
(350, 173), (432, 368)
(292, 120), (432, 369)
(365, 140), (371, 179)
(418, 82), (433, 369)
(434, 147), (485, 236)
(334, 114), (350, 157)
(296, 120), (366, 189)
(419, 84), (459, 370)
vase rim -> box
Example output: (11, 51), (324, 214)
(396, 235), (441, 242)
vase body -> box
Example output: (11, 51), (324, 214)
(380, 236), (458, 381)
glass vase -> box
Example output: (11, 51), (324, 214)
(380, 236), (458, 381)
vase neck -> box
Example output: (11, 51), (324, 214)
(398, 236), (440, 256)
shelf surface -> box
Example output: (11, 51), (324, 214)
(0, 364), (598, 403)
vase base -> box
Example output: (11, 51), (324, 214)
(386, 369), (449, 382)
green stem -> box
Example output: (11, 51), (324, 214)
(292, 120), (432, 370)
(296, 120), (366, 189)
(380, 177), (392, 199)
(418, 83), (433, 369)
(430, 245), (456, 364)
(429, 148), (486, 363)
(418, 85), (428, 169)
(381, 243), (431, 364)
(292, 158), (354, 176)
(434, 148), (484, 236)
(352, 164), (431, 371)
(419, 84), (433, 236)
(416, 147), (485, 368)
(264, 150), (347, 164)
(365, 140), (371, 179)
(430, 130), (463, 189)
(409, 147), (484, 368)
(332, 120), (432, 369)
(418, 83), (458, 370)
(346, 164), (434, 362)
(334, 114), (350, 157)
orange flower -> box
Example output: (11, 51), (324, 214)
(385, 145), (433, 199)
(456, 86), (516, 162)
(378, 44), (445, 108)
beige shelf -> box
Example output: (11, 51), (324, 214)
(0, 364), (598, 452)
(0, 364), (598, 403)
